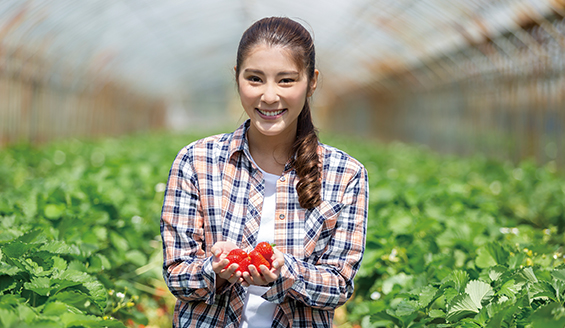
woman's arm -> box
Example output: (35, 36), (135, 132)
(262, 164), (369, 310)
(161, 146), (239, 304)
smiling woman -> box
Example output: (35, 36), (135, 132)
(160, 16), (368, 328)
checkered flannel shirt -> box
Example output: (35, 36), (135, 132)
(161, 120), (368, 328)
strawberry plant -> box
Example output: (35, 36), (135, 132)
(0, 132), (211, 327)
(1, 130), (564, 327)
(319, 135), (565, 327)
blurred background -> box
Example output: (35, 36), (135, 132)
(1, 0), (564, 165)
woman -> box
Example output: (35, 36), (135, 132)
(161, 16), (368, 328)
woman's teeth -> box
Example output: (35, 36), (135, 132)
(258, 109), (285, 116)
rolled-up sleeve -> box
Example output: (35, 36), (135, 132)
(160, 146), (218, 304)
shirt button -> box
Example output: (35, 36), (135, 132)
(280, 176), (286, 182)
(279, 214), (285, 220)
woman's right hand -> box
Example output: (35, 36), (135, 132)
(211, 241), (242, 288)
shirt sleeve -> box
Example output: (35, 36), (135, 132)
(160, 146), (220, 304)
(263, 164), (369, 310)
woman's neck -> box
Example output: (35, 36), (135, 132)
(247, 126), (295, 175)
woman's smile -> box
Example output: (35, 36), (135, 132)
(237, 44), (317, 139)
(256, 108), (287, 118)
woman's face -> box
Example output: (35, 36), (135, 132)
(237, 44), (318, 139)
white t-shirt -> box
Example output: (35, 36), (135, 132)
(239, 162), (279, 328)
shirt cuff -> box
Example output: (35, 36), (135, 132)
(201, 256), (217, 305)
(262, 253), (305, 304)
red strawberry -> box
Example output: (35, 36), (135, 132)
(249, 249), (271, 270)
(237, 257), (251, 274)
(254, 242), (274, 263)
(224, 248), (249, 271)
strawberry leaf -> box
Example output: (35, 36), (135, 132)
(465, 280), (494, 309)
(446, 294), (479, 322)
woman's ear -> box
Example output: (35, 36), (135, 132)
(307, 69), (319, 97)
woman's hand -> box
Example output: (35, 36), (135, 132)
(241, 247), (284, 287)
(211, 241), (242, 289)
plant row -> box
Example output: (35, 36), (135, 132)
(321, 136), (565, 327)
(0, 132), (209, 327)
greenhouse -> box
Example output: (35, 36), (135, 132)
(1, 0), (564, 327)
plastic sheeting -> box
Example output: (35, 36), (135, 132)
(1, 0), (562, 98)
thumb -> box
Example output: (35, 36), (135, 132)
(211, 247), (222, 258)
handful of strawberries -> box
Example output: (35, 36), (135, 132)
(224, 242), (274, 274)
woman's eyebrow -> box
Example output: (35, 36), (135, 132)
(242, 69), (300, 76)
(277, 71), (299, 76)
(243, 68), (264, 75)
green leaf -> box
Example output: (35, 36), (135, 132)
(0, 308), (18, 328)
(442, 270), (469, 293)
(552, 278), (565, 302)
(521, 267), (538, 283)
(498, 279), (519, 300)
(551, 268), (565, 282)
(446, 294), (479, 322)
(386, 300), (419, 326)
(109, 231), (129, 252)
(41, 301), (80, 316)
(485, 243), (509, 266)
(49, 291), (90, 311)
(0, 263), (21, 276)
(475, 246), (497, 269)
(429, 309), (445, 318)
(1, 230), (42, 258)
(57, 270), (107, 310)
(414, 285), (438, 308)
(530, 281), (557, 302)
(24, 277), (53, 296)
(44, 204), (66, 220)
(487, 266), (506, 282)
(125, 249), (148, 267)
(60, 312), (126, 328)
(39, 241), (80, 256)
(484, 302), (518, 328)
(465, 280), (494, 309)
(529, 302), (565, 328)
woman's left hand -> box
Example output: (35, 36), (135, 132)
(241, 247), (284, 287)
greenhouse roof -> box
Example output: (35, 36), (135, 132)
(0, 0), (561, 97)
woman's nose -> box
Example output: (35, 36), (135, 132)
(261, 84), (279, 104)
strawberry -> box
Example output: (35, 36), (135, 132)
(254, 242), (274, 263)
(237, 257), (251, 274)
(249, 249), (271, 270)
(224, 248), (251, 274)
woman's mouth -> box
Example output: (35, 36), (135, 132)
(256, 108), (286, 118)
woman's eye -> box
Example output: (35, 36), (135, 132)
(247, 76), (262, 83)
(280, 78), (295, 84)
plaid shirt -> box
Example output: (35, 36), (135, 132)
(161, 120), (368, 328)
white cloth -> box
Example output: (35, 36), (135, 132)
(239, 159), (279, 328)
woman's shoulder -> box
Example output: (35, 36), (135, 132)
(318, 142), (366, 175)
(172, 131), (236, 167)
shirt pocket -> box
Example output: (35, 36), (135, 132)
(303, 200), (345, 260)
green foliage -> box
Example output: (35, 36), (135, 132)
(2, 130), (565, 327)
(0, 132), (211, 327)
(321, 136), (565, 327)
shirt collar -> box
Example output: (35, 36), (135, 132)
(228, 119), (299, 174)
(228, 119), (251, 160)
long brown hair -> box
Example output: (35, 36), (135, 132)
(236, 17), (321, 209)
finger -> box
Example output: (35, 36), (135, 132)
(211, 246), (222, 258)
(227, 271), (242, 284)
(249, 265), (270, 285)
(218, 263), (238, 279)
(212, 259), (230, 273)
